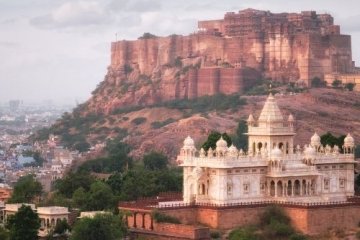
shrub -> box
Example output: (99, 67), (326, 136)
(151, 118), (175, 129)
(345, 82), (355, 91)
(228, 226), (258, 240)
(131, 117), (147, 125)
(210, 231), (221, 239)
(332, 79), (342, 88)
(138, 32), (157, 39)
(174, 57), (183, 68)
(356, 230), (360, 239)
(289, 233), (308, 240)
(123, 64), (133, 74)
(152, 211), (180, 224)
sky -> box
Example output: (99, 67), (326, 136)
(0, 0), (360, 105)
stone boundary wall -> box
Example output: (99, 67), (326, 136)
(160, 203), (360, 235)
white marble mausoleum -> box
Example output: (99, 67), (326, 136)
(177, 94), (356, 204)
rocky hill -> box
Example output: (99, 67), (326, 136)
(42, 88), (360, 162)
(84, 9), (357, 114)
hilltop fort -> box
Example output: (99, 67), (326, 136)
(89, 9), (360, 113)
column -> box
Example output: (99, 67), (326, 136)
(291, 180), (294, 197)
(142, 213), (145, 228)
(275, 181), (278, 197)
(300, 181), (303, 196)
(133, 213), (137, 228)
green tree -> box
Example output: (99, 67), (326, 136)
(355, 145), (360, 159)
(0, 225), (9, 240)
(345, 83), (355, 91)
(54, 219), (71, 235)
(229, 226), (258, 240)
(320, 132), (345, 149)
(232, 120), (248, 150)
(55, 172), (95, 198)
(8, 175), (42, 203)
(7, 205), (41, 240)
(332, 79), (342, 88)
(87, 181), (115, 211)
(74, 141), (91, 153)
(70, 213), (127, 240)
(143, 152), (168, 171)
(201, 132), (232, 151)
(72, 187), (88, 209)
(106, 173), (123, 195)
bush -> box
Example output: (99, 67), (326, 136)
(345, 83), (355, 91)
(210, 231), (221, 239)
(151, 118), (175, 129)
(138, 32), (157, 39)
(152, 211), (180, 224)
(228, 226), (258, 240)
(289, 233), (308, 240)
(356, 230), (360, 239)
(131, 117), (147, 125)
(332, 79), (342, 88)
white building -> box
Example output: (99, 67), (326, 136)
(177, 94), (356, 204)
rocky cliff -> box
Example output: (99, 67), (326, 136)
(84, 9), (356, 114)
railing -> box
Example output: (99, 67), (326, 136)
(119, 196), (360, 210)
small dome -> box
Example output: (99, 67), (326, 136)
(271, 146), (282, 159)
(216, 136), (228, 149)
(288, 114), (294, 122)
(247, 114), (254, 122)
(344, 133), (355, 147)
(311, 132), (321, 146)
(228, 144), (238, 153)
(183, 136), (194, 147)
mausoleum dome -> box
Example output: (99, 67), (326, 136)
(288, 114), (294, 122)
(184, 136), (195, 147)
(216, 137), (228, 149)
(344, 133), (355, 147)
(311, 132), (321, 146)
(228, 144), (238, 153)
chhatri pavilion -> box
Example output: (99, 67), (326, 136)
(177, 94), (356, 204)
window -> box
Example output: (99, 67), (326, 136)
(339, 178), (345, 188)
(244, 183), (250, 194)
(324, 179), (330, 190)
(227, 183), (232, 196)
(252, 169), (257, 173)
(227, 170), (232, 174)
(260, 182), (265, 193)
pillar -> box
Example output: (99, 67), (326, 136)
(291, 180), (294, 196)
(142, 213), (145, 228)
(133, 213), (137, 228)
(275, 181), (278, 197)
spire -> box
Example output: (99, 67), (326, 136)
(258, 93), (284, 122)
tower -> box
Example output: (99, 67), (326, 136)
(247, 93), (296, 156)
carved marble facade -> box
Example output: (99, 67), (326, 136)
(177, 94), (356, 204)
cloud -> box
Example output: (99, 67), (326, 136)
(30, 1), (113, 29)
(108, 0), (162, 13)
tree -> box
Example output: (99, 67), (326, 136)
(355, 145), (360, 159)
(311, 77), (326, 88)
(8, 175), (42, 203)
(86, 181), (115, 211)
(320, 132), (345, 149)
(74, 141), (91, 153)
(70, 213), (127, 240)
(201, 132), (232, 151)
(106, 173), (123, 195)
(232, 120), (248, 150)
(143, 152), (168, 171)
(72, 187), (88, 209)
(54, 219), (71, 235)
(55, 172), (95, 198)
(7, 205), (41, 240)
(331, 79), (342, 88)
(344, 83), (355, 91)
(0, 225), (9, 240)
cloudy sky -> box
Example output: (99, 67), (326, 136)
(1, 0), (360, 105)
